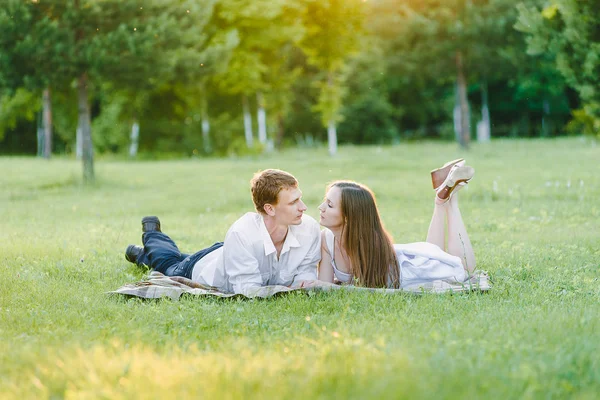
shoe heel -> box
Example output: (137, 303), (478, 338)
(430, 158), (465, 189)
(125, 244), (143, 263)
(142, 216), (161, 233)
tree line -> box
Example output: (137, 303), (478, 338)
(0, 0), (598, 182)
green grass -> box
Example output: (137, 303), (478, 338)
(1, 137), (599, 399)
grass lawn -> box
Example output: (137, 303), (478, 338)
(1, 137), (599, 399)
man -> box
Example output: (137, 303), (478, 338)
(124, 169), (321, 296)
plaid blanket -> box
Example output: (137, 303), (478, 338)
(109, 270), (491, 300)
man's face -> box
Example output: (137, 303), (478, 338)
(270, 186), (307, 226)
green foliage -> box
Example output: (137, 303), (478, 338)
(0, 0), (595, 156)
(0, 89), (39, 141)
(338, 44), (399, 144)
(50, 89), (78, 152)
(210, 0), (306, 149)
(1, 139), (600, 397)
(516, 0), (600, 103)
(566, 105), (600, 138)
(0, 0), (227, 159)
(1, 0), (208, 89)
(374, 0), (517, 80)
(338, 90), (398, 144)
(214, 0), (293, 95)
(90, 93), (131, 153)
(371, 0), (536, 137)
(299, 0), (366, 127)
(516, 0), (600, 135)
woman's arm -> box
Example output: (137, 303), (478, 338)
(318, 230), (335, 283)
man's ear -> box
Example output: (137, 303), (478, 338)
(263, 203), (276, 216)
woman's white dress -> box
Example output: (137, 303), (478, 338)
(323, 228), (467, 289)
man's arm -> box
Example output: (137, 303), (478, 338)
(291, 224), (321, 286)
(222, 230), (263, 296)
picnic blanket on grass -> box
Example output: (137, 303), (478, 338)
(109, 270), (491, 300)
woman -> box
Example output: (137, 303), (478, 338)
(317, 159), (475, 289)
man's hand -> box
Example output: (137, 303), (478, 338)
(291, 280), (337, 289)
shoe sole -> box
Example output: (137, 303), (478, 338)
(430, 158), (465, 189)
(446, 166), (474, 187)
(125, 244), (141, 263)
(436, 166), (474, 202)
(142, 216), (160, 225)
(142, 216), (161, 233)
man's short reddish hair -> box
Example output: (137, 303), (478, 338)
(250, 169), (298, 214)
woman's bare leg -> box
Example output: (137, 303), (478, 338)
(446, 192), (476, 273)
(426, 202), (448, 251)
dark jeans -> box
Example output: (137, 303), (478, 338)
(136, 231), (223, 279)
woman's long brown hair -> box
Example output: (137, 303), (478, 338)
(331, 181), (400, 288)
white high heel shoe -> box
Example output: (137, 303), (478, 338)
(435, 164), (474, 204)
(430, 158), (465, 189)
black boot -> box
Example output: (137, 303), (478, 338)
(142, 216), (161, 233)
(125, 244), (144, 263)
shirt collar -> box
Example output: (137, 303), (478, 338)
(259, 216), (277, 256)
(259, 216), (301, 256)
(281, 227), (301, 255)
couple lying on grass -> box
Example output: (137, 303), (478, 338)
(124, 162), (476, 296)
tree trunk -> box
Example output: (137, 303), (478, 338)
(455, 51), (470, 149)
(42, 87), (52, 158)
(256, 92), (267, 145)
(77, 72), (94, 183)
(129, 119), (139, 157)
(327, 72), (338, 156)
(275, 112), (285, 150)
(477, 82), (491, 142)
(521, 113), (531, 137)
(201, 94), (211, 154)
(36, 109), (44, 157)
(76, 127), (83, 159)
(327, 119), (337, 156)
(201, 117), (210, 153)
(453, 85), (461, 143)
(199, 80), (211, 154)
(242, 95), (254, 148)
(541, 98), (550, 137)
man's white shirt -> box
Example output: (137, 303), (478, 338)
(191, 212), (321, 296)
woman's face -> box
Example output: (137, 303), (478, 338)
(318, 186), (344, 229)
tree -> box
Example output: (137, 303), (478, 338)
(0, 88), (39, 146)
(257, 2), (305, 149)
(87, 24), (237, 158)
(0, 0), (220, 182)
(516, 0), (600, 136)
(299, 0), (365, 156)
(211, 0), (303, 150)
(371, 0), (522, 147)
(338, 40), (399, 144)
